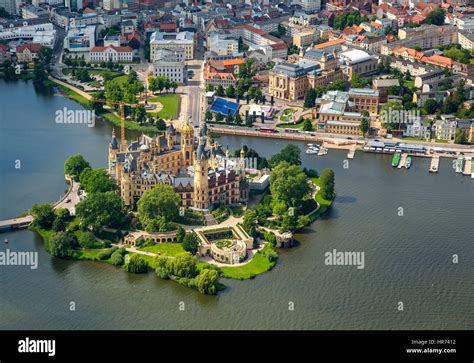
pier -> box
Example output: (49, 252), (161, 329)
(463, 157), (472, 176)
(347, 148), (356, 159)
(397, 153), (408, 169)
(429, 155), (440, 173)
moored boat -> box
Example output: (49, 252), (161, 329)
(405, 156), (412, 169)
(392, 152), (401, 167)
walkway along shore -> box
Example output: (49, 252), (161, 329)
(0, 176), (79, 232)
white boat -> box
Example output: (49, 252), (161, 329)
(306, 148), (318, 154)
(307, 143), (315, 148)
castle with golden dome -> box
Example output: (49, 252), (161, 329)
(108, 121), (248, 210)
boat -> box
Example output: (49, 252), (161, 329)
(392, 152), (401, 167)
(305, 148), (318, 154)
(405, 156), (412, 169)
(455, 157), (464, 173)
(307, 143), (315, 148)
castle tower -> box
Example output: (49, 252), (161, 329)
(193, 137), (209, 210)
(108, 128), (119, 176)
(180, 120), (194, 171)
(166, 123), (176, 149)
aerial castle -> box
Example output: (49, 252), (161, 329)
(108, 121), (248, 209)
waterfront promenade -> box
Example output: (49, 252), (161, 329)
(0, 178), (80, 232)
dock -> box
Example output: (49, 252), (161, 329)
(318, 146), (328, 156)
(347, 148), (356, 159)
(429, 155), (440, 173)
(463, 157), (472, 176)
(397, 153), (408, 169)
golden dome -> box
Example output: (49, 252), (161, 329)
(181, 120), (194, 134)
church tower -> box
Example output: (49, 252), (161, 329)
(108, 128), (119, 176)
(180, 120), (194, 171)
(193, 137), (209, 210)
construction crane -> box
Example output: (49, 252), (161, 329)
(92, 98), (140, 151)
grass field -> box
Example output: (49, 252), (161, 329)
(148, 94), (180, 120)
(219, 245), (276, 280)
(138, 243), (186, 257)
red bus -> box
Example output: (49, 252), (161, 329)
(259, 128), (279, 133)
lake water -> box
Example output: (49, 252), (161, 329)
(1, 80), (473, 330)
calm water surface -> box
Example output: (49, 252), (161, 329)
(1, 80), (473, 330)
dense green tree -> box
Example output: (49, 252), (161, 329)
(64, 154), (90, 181)
(195, 269), (219, 295)
(125, 254), (148, 273)
(423, 99), (440, 114)
(304, 88), (317, 108)
(79, 168), (117, 194)
(78, 231), (96, 248)
(176, 225), (186, 243)
(134, 104), (147, 123)
(426, 8), (446, 26)
(303, 119), (313, 131)
(49, 231), (77, 258)
(155, 256), (170, 279)
(205, 110), (213, 122)
(137, 184), (181, 230)
(269, 162), (311, 208)
(31, 204), (55, 229)
(280, 212), (298, 233)
(455, 129), (467, 144)
(110, 249), (125, 266)
(271, 144), (301, 166)
(319, 168), (336, 200)
(226, 85), (235, 98)
(166, 253), (198, 278)
(182, 232), (199, 255)
(76, 191), (127, 231)
(216, 85), (225, 97)
(380, 101), (404, 131)
(156, 118), (166, 130)
(351, 73), (370, 88)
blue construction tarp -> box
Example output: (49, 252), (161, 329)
(209, 97), (240, 117)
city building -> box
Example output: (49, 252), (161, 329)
(89, 45), (134, 63)
(434, 119), (457, 141)
(204, 58), (245, 88)
(16, 43), (42, 63)
(207, 32), (240, 57)
(150, 31), (194, 61)
(152, 48), (186, 83)
(108, 122), (248, 209)
(315, 88), (379, 135)
(268, 51), (346, 101)
(404, 118), (431, 139)
(299, 0), (322, 13)
(338, 49), (379, 79)
(64, 25), (96, 53)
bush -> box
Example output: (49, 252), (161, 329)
(263, 231), (277, 245)
(78, 231), (96, 248)
(195, 269), (219, 295)
(98, 246), (118, 260)
(125, 254), (148, 273)
(110, 249), (124, 266)
(49, 231), (77, 258)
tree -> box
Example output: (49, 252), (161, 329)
(303, 89), (316, 108)
(215, 113), (224, 122)
(166, 253), (197, 278)
(351, 73), (369, 88)
(359, 112), (369, 136)
(134, 104), (147, 124)
(110, 249), (125, 266)
(205, 110), (213, 122)
(125, 254), (148, 273)
(176, 226), (186, 243)
(270, 162), (311, 209)
(303, 119), (313, 131)
(423, 99), (440, 115)
(155, 256), (170, 279)
(195, 269), (219, 295)
(426, 8), (446, 26)
(64, 154), (90, 181)
(454, 129), (467, 144)
(31, 204), (55, 229)
(137, 184), (181, 230)
(280, 212), (298, 233)
(235, 112), (242, 125)
(156, 118), (167, 130)
(380, 101), (403, 131)
(319, 168), (336, 200)
(49, 231), (77, 258)
(225, 85), (235, 98)
(216, 85), (225, 97)
(182, 232), (199, 255)
(78, 231), (96, 248)
(76, 191), (127, 231)
(79, 168), (117, 194)
(271, 144), (301, 166)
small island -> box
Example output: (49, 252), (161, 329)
(30, 123), (335, 295)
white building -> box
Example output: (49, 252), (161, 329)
(150, 31), (194, 61)
(152, 48), (186, 83)
(0, 23), (56, 47)
(0, 0), (18, 15)
(404, 118), (431, 139)
(64, 25), (96, 52)
(434, 119), (457, 141)
(300, 0), (321, 13)
(207, 32), (239, 57)
(90, 45), (133, 63)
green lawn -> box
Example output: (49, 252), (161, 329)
(310, 177), (333, 217)
(435, 139), (449, 143)
(219, 246), (276, 280)
(148, 94), (180, 120)
(138, 243), (186, 256)
(277, 119), (305, 129)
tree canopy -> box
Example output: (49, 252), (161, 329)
(137, 184), (181, 231)
(79, 168), (117, 194)
(269, 161), (311, 209)
(64, 154), (90, 181)
(76, 191), (127, 231)
(271, 144), (302, 166)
